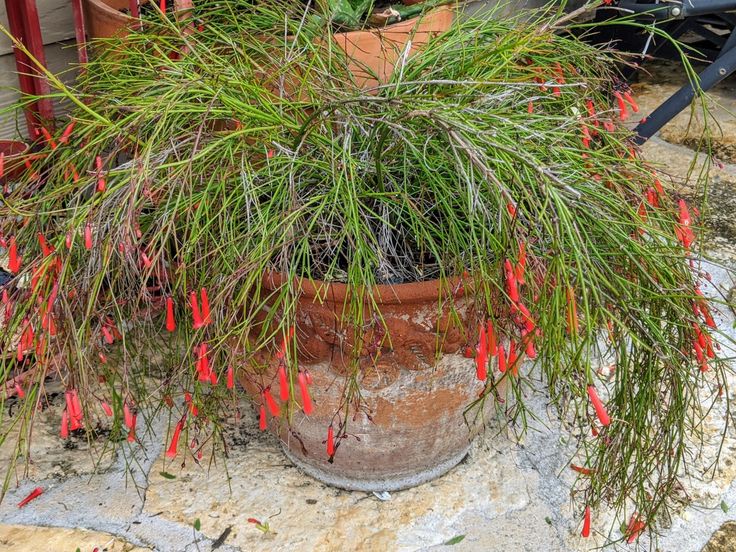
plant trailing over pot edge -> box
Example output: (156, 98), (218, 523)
(0, 0), (729, 543)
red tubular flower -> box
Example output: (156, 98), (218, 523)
(497, 344), (507, 373)
(623, 90), (639, 112)
(17, 487), (43, 508)
(96, 155), (106, 192)
(603, 119), (615, 133)
(553, 62), (565, 84)
(160, 0), (166, 12)
(278, 365), (289, 401)
(527, 101), (533, 114)
(581, 123), (591, 149)
(506, 202), (517, 218)
(127, 414), (137, 442)
(613, 91), (628, 121)
(166, 417), (185, 458)
(522, 329), (537, 359)
(200, 288), (211, 325)
(263, 388), (280, 417)
(517, 303), (535, 333)
(185, 392), (198, 416)
(38, 233), (53, 257)
(65, 232), (73, 250)
(486, 320), (498, 357)
(504, 259), (520, 304)
(8, 236), (21, 274)
(84, 223), (93, 250)
(625, 514), (645, 544)
(581, 505), (591, 538)
(60, 410), (69, 439)
(570, 464), (594, 476)
(327, 425), (335, 457)
(587, 385), (611, 426)
(101, 401), (113, 416)
(476, 324), (488, 381)
(226, 365), (234, 389)
(678, 199), (691, 226)
(59, 121), (75, 144)
(141, 252), (152, 268)
(585, 99), (597, 119)
(13, 383), (24, 398)
(40, 126), (57, 149)
(653, 177), (664, 196)
(123, 402), (134, 429)
(298, 371), (313, 415)
(508, 341), (518, 376)
(165, 297), (176, 332)
(190, 291), (203, 328)
(196, 343), (211, 382)
(101, 326), (114, 345)
(259, 403), (267, 431)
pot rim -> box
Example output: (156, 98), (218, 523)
(84, 0), (136, 21)
(262, 270), (466, 305)
(0, 140), (30, 158)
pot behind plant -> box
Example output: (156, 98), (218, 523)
(330, 5), (453, 91)
(0, 140), (30, 183)
(82, 0), (193, 40)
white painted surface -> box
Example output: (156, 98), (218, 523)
(0, 0), (76, 55)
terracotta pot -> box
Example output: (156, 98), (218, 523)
(0, 140), (30, 182)
(331, 5), (453, 91)
(248, 272), (497, 491)
(82, 0), (194, 40)
(82, 0), (133, 40)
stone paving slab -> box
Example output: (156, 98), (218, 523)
(0, 523), (147, 551)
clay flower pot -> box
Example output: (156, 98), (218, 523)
(0, 140), (30, 182)
(332, 5), (453, 90)
(82, 0), (193, 40)
(82, 0), (134, 39)
(249, 272), (495, 492)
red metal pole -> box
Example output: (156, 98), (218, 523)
(70, 0), (89, 64)
(4, 0), (40, 139)
(19, 0), (54, 124)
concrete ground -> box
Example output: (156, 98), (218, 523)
(1, 62), (736, 552)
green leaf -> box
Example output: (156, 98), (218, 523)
(194, 518), (201, 531)
(444, 535), (465, 545)
(721, 500), (729, 513)
(159, 471), (176, 480)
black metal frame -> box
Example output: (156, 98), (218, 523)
(595, 0), (736, 144)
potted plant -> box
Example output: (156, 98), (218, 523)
(82, 0), (453, 89)
(0, 0), (727, 543)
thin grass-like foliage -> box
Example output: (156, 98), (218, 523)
(0, 0), (729, 543)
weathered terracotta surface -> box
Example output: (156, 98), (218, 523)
(0, 140), (29, 181)
(247, 273), (496, 491)
(82, 0), (132, 40)
(82, 0), (194, 40)
(332, 6), (454, 90)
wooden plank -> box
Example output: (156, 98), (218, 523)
(0, 0), (76, 55)
(0, 41), (77, 140)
